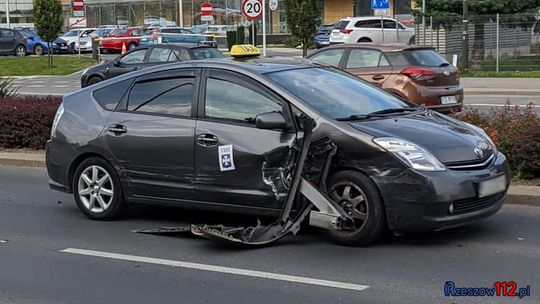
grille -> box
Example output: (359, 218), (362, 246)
(451, 192), (505, 214)
(445, 153), (495, 170)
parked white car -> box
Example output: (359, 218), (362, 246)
(59, 28), (96, 52)
(330, 17), (415, 45)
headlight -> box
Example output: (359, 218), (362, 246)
(463, 122), (497, 154)
(51, 103), (64, 138)
(374, 137), (446, 171)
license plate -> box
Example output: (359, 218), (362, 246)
(321, 41), (330, 45)
(478, 175), (506, 198)
(60, 46), (68, 49)
(441, 95), (457, 104)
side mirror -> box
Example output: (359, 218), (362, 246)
(28, 36), (35, 41)
(255, 112), (287, 130)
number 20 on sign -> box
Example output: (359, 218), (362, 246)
(242, 0), (262, 20)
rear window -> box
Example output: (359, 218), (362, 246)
(334, 20), (350, 30)
(386, 49), (449, 67)
(92, 79), (133, 110)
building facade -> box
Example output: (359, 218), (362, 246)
(1, 0), (413, 33)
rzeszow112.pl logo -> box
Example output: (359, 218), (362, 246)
(444, 281), (531, 299)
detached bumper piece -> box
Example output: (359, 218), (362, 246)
(135, 117), (354, 246)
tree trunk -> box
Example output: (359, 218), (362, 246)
(302, 39), (308, 57)
(471, 21), (485, 70)
(47, 41), (52, 69)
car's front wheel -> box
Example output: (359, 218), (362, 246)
(326, 170), (386, 246)
(87, 76), (103, 86)
(73, 157), (126, 220)
(34, 44), (44, 56)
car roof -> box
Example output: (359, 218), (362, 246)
(340, 16), (396, 21)
(315, 43), (434, 52)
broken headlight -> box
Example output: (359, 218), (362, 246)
(374, 137), (445, 172)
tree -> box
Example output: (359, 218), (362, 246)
(285, 0), (321, 57)
(413, 0), (540, 68)
(33, 0), (63, 68)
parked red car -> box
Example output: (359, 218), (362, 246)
(100, 27), (143, 53)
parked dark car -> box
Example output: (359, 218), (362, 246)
(18, 30), (69, 55)
(308, 44), (464, 113)
(0, 28), (27, 56)
(81, 44), (224, 87)
(314, 24), (334, 49)
(48, 59), (510, 246)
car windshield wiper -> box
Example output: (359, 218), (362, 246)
(336, 108), (419, 121)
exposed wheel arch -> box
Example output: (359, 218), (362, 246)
(357, 37), (372, 43)
(68, 153), (115, 190)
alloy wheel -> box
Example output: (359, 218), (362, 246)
(78, 165), (114, 213)
(34, 45), (44, 56)
(15, 46), (26, 57)
(329, 182), (369, 231)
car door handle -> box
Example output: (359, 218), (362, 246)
(372, 75), (385, 81)
(107, 124), (127, 135)
(196, 134), (218, 146)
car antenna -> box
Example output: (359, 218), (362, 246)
(154, 26), (180, 61)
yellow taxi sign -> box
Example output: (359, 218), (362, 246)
(230, 44), (261, 58)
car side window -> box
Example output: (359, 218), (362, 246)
(119, 49), (147, 64)
(356, 20), (382, 29)
(93, 78), (134, 110)
(310, 48), (345, 67)
(127, 77), (194, 117)
(171, 49), (190, 61)
(1, 29), (14, 37)
(346, 49), (390, 68)
(148, 47), (172, 63)
(205, 78), (282, 124)
(383, 20), (397, 29)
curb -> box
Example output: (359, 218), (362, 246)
(465, 89), (540, 96)
(1, 155), (538, 207)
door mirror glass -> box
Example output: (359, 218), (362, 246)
(255, 112), (287, 130)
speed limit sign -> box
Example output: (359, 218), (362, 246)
(242, 0), (262, 20)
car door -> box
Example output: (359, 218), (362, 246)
(194, 69), (297, 209)
(308, 48), (347, 68)
(106, 48), (149, 79)
(0, 29), (16, 53)
(104, 68), (199, 201)
(342, 48), (393, 88)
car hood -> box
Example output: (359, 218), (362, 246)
(349, 110), (492, 164)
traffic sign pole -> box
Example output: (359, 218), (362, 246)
(262, 0), (266, 56)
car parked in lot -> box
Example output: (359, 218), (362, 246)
(330, 17), (415, 45)
(100, 27), (143, 53)
(0, 28), (27, 56)
(314, 24), (334, 49)
(49, 59), (510, 246)
(308, 44), (464, 113)
(81, 44), (224, 87)
(18, 30), (69, 55)
(139, 27), (214, 46)
(59, 28), (96, 53)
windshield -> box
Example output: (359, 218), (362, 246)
(62, 30), (79, 37)
(267, 67), (411, 119)
(19, 30), (34, 38)
(110, 29), (129, 35)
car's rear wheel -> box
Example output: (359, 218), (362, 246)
(15, 45), (26, 57)
(73, 157), (126, 220)
(326, 170), (386, 246)
(34, 44), (44, 56)
(358, 38), (372, 43)
(408, 36), (416, 45)
(87, 76), (103, 86)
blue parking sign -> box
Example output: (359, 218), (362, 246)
(371, 0), (389, 9)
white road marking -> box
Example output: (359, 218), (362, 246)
(51, 85), (70, 88)
(26, 85), (46, 87)
(60, 248), (370, 292)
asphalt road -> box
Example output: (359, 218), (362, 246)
(0, 165), (538, 304)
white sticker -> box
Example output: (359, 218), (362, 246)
(218, 145), (236, 172)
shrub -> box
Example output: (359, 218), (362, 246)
(0, 95), (61, 150)
(0, 77), (18, 98)
(453, 104), (540, 179)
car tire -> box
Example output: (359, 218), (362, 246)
(72, 157), (126, 221)
(69, 43), (76, 54)
(325, 170), (386, 246)
(357, 38), (372, 43)
(14, 45), (26, 57)
(87, 76), (103, 86)
(408, 36), (416, 45)
(34, 44), (44, 56)
(128, 42), (137, 50)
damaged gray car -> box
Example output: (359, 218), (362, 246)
(46, 60), (510, 246)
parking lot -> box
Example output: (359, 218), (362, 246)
(0, 165), (538, 304)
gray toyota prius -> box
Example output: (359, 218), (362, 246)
(46, 59), (510, 246)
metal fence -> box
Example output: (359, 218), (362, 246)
(414, 13), (540, 72)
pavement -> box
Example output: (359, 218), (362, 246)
(0, 151), (538, 207)
(0, 165), (538, 304)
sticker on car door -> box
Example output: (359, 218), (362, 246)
(218, 145), (236, 171)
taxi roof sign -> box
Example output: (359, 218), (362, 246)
(230, 44), (261, 58)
